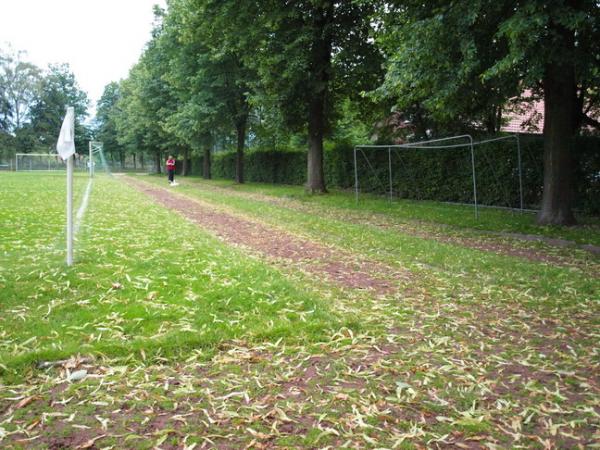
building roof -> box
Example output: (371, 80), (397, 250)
(501, 92), (544, 134)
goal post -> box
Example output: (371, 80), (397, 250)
(87, 141), (112, 177)
(88, 141), (102, 177)
(353, 134), (524, 219)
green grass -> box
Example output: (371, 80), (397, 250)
(141, 175), (599, 306)
(1, 172), (598, 448)
(176, 176), (600, 245)
(0, 172), (339, 380)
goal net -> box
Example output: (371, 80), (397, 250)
(87, 141), (112, 176)
(354, 134), (524, 217)
(15, 153), (89, 172)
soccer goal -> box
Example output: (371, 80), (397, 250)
(353, 134), (524, 218)
(15, 153), (89, 172)
(87, 141), (112, 177)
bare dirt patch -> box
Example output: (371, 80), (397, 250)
(187, 182), (600, 272)
(125, 177), (410, 295)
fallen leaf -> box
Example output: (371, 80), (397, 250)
(75, 434), (106, 449)
(14, 396), (37, 409)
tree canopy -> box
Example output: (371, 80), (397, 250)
(0, 47), (90, 160)
(95, 0), (599, 225)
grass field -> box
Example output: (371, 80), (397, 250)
(0, 171), (598, 448)
(0, 173), (336, 376)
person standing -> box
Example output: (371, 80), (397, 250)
(166, 155), (176, 185)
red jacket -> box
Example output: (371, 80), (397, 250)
(166, 158), (175, 171)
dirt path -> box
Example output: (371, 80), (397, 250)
(125, 177), (410, 295)
(181, 181), (600, 273)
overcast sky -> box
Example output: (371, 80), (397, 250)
(0, 0), (166, 118)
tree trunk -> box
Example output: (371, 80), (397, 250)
(203, 146), (211, 179)
(120, 150), (125, 169)
(235, 120), (246, 184)
(140, 153), (144, 170)
(306, 3), (332, 194)
(485, 106), (502, 134)
(307, 97), (327, 193)
(536, 29), (577, 225)
(155, 151), (162, 174)
(182, 147), (189, 176)
(133, 153), (137, 170)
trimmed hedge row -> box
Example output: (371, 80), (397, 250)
(190, 135), (600, 213)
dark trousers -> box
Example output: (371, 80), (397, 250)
(168, 170), (174, 182)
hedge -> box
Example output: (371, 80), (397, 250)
(189, 135), (600, 214)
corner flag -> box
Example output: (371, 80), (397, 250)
(56, 107), (76, 160)
(56, 106), (76, 266)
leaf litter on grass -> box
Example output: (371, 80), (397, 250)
(98, 176), (599, 448)
(125, 176), (412, 296)
(175, 177), (600, 273)
(1, 173), (599, 448)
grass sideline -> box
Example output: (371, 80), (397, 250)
(164, 175), (600, 246)
(142, 175), (599, 303)
(0, 173), (339, 381)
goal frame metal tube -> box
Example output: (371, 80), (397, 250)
(354, 134), (524, 218)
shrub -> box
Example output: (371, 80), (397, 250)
(189, 135), (599, 214)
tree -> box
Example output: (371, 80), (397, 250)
(164, 0), (258, 184)
(239, 0), (383, 192)
(488, 0), (599, 225)
(0, 46), (42, 132)
(96, 82), (127, 166)
(28, 63), (89, 152)
(378, 0), (600, 225)
(158, 0), (222, 179)
(115, 64), (165, 173)
(375, 2), (518, 136)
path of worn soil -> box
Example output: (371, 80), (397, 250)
(186, 181), (600, 273)
(125, 177), (410, 295)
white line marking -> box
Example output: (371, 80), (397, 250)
(74, 178), (93, 236)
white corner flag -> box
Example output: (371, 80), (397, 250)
(56, 107), (76, 266)
(57, 107), (76, 160)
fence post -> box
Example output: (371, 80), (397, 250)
(469, 135), (478, 219)
(388, 147), (393, 203)
(354, 147), (359, 204)
(516, 134), (524, 212)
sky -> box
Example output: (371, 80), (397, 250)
(0, 0), (166, 118)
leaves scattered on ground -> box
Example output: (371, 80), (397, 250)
(1, 173), (598, 448)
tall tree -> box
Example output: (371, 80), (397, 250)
(96, 82), (127, 166)
(247, 0), (383, 192)
(115, 64), (165, 173)
(165, 0), (258, 184)
(0, 46), (42, 132)
(375, 2), (518, 136)
(378, 0), (599, 225)
(489, 0), (599, 225)
(115, 16), (180, 174)
(159, 0), (221, 179)
(28, 63), (89, 152)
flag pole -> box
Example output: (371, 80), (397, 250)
(66, 154), (74, 266)
(56, 106), (76, 266)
